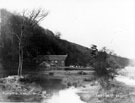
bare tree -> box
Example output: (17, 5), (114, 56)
(13, 9), (48, 77)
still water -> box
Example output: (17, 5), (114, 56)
(0, 73), (66, 102)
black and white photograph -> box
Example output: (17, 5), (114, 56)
(0, 0), (135, 103)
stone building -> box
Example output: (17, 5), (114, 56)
(36, 55), (68, 67)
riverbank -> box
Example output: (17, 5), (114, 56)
(0, 67), (135, 103)
(72, 78), (135, 103)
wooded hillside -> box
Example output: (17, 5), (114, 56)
(0, 9), (130, 73)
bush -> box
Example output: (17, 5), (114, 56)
(93, 50), (119, 84)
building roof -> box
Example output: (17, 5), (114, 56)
(36, 55), (68, 61)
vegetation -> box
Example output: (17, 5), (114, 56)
(0, 9), (135, 103)
(12, 9), (48, 77)
(0, 9), (130, 75)
(90, 45), (121, 89)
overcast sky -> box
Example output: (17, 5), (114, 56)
(1, 0), (135, 59)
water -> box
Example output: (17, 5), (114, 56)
(0, 74), (66, 102)
(44, 87), (86, 103)
(2, 66), (134, 103)
(116, 66), (135, 86)
(46, 66), (135, 103)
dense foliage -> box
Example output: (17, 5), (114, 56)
(93, 51), (119, 78)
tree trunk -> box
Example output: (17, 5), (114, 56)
(18, 42), (23, 77)
(18, 26), (23, 77)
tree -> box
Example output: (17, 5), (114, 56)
(90, 44), (98, 57)
(55, 32), (61, 39)
(11, 9), (48, 77)
(91, 46), (119, 83)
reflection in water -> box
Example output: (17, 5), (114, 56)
(37, 78), (65, 93)
(0, 75), (66, 102)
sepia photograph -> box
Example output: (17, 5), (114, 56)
(0, 0), (135, 103)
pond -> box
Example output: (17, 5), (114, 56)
(0, 72), (67, 102)
(0, 69), (95, 103)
